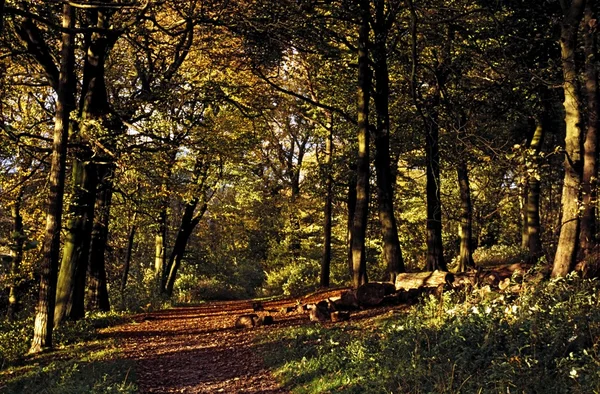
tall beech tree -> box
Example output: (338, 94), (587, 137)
(29, 3), (75, 353)
(351, 0), (371, 288)
(372, 0), (404, 282)
(553, 0), (586, 278)
(580, 0), (599, 259)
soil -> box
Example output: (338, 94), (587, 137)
(100, 288), (392, 394)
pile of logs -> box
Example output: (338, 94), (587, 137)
(235, 264), (532, 328)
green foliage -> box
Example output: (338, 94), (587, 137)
(174, 272), (249, 302)
(0, 311), (136, 393)
(1, 357), (137, 394)
(262, 257), (321, 296)
(262, 275), (600, 393)
(472, 244), (531, 267)
(0, 317), (32, 368)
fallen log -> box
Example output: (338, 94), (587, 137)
(395, 270), (454, 291)
(356, 282), (388, 306)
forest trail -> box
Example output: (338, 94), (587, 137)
(100, 289), (346, 393)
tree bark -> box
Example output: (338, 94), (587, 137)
(457, 161), (474, 272)
(86, 164), (112, 312)
(30, 3), (76, 354)
(408, 0), (445, 271)
(373, 0), (404, 282)
(320, 119), (334, 288)
(580, 0), (598, 257)
(165, 201), (207, 296)
(526, 117), (545, 259)
(54, 161), (96, 325)
(120, 213), (137, 294)
(351, 0), (371, 288)
(553, 0), (585, 278)
(55, 5), (112, 325)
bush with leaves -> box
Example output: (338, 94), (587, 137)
(263, 274), (600, 393)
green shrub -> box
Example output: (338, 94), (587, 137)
(263, 274), (600, 393)
(262, 258), (320, 296)
(472, 244), (530, 267)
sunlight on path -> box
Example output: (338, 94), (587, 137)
(103, 301), (291, 393)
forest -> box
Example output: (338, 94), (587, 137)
(1, 0), (600, 393)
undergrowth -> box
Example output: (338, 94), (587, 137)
(262, 273), (600, 394)
(0, 311), (136, 393)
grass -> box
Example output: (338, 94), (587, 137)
(0, 312), (137, 394)
(261, 272), (600, 394)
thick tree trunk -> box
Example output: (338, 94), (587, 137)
(553, 0), (585, 278)
(55, 161), (96, 325)
(30, 4), (75, 354)
(526, 117), (545, 259)
(55, 6), (112, 325)
(580, 0), (599, 257)
(457, 161), (474, 272)
(165, 202), (207, 296)
(120, 213), (137, 294)
(351, 0), (371, 288)
(86, 164), (112, 312)
(320, 121), (334, 288)
(373, 0), (404, 282)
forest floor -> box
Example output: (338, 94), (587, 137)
(100, 287), (398, 394)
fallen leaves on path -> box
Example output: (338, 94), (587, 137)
(100, 288), (403, 393)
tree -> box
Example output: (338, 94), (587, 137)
(553, 0), (586, 278)
(351, 0), (371, 288)
(29, 3), (75, 353)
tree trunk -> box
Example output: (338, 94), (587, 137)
(553, 0), (585, 278)
(155, 207), (168, 288)
(580, 0), (598, 257)
(165, 202), (207, 296)
(457, 161), (474, 272)
(351, 0), (371, 288)
(86, 164), (112, 312)
(54, 161), (96, 325)
(408, 0), (445, 271)
(373, 0), (404, 283)
(30, 3), (76, 354)
(120, 213), (137, 295)
(521, 183), (529, 249)
(55, 5), (112, 325)
(320, 119), (334, 288)
(526, 117), (545, 260)
(424, 110), (446, 271)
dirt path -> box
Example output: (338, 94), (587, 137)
(100, 291), (347, 394)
